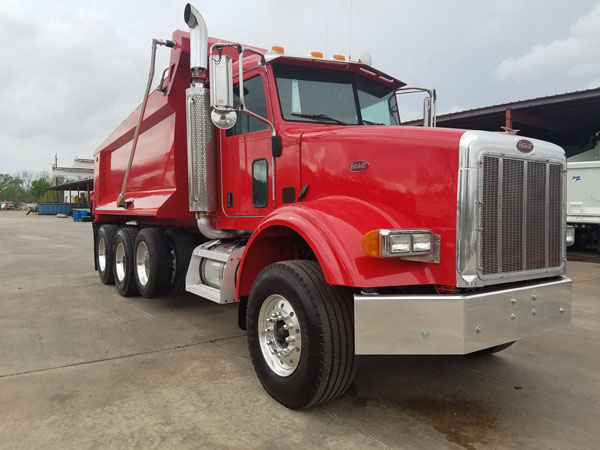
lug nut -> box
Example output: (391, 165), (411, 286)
(285, 336), (296, 343)
(559, 307), (565, 313)
(531, 294), (537, 301)
(282, 324), (288, 330)
(475, 326), (481, 334)
(511, 313), (517, 320)
(511, 298), (517, 305)
(531, 308), (537, 316)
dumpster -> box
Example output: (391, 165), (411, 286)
(38, 203), (70, 215)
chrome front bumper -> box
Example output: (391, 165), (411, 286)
(354, 277), (572, 355)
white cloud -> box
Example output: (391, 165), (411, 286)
(496, 4), (600, 83)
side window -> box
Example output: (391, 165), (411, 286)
(226, 75), (269, 137)
(252, 159), (268, 208)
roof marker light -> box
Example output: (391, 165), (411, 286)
(271, 46), (285, 53)
(310, 51), (323, 58)
(331, 54), (346, 61)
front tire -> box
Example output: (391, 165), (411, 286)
(96, 224), (118, 285)
(247, 261), (355, 409)
(134, 228), (170, 298)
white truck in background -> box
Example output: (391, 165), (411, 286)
(567, 144), (600, 250)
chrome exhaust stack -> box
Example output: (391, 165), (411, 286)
(184, 3), (208, 77)
(184, 4), (215, 214)
(184, 4), (247, 239)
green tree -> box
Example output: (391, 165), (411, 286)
(0, 173), (26, 203)
(30, 177), (52, 200)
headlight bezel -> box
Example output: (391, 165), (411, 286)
(363, 229), (436, 259)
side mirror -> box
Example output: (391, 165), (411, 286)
(209, 54), (237, 129)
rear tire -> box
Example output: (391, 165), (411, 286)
(113, 227), (139, 297)
(247, 260), (355, 409)
(164, 229), (197, 294)
(134, 228), (170, 298)
(466, 341), (515, 358)
(96, 224), (118, 285)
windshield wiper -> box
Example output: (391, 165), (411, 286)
(290, 113), (349, 125)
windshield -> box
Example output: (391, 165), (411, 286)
(273, 64), (400, 126)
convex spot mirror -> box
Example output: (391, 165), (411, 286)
(209, 53), (237, 129)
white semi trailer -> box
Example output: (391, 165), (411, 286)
(567, 145), (600, 249)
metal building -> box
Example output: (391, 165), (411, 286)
(406, 87), (600, 157)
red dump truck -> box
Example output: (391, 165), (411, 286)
(92, 4), (572, 408)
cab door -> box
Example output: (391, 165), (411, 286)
(221, 71), (273, 217)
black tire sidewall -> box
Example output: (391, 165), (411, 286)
(97, 225), (117, 285)
(164, 230), (196, 294)
(134, 229), (170, 298)
(247, 265), (325, 409)
(113, 228), (138, 297)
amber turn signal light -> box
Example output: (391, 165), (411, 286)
(361, 229), (381, 258)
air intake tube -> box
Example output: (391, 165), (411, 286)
(184, 3), (208, 77)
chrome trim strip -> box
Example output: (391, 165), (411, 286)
(545, 164), (550, 268)
(522, 161), (527, 270)
(497, 158), (503, 273)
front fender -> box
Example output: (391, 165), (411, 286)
(236, 195), (455, 298)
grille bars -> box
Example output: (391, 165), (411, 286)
(481, 155), (562, 276)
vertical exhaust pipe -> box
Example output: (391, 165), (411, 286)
(184, 3), (208, 77)
(184, 4), (248, 238)
(185, 4), (215, 215)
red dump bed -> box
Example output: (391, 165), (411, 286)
(93, 30), (195, 226)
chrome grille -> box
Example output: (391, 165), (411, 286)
(480, 155), (563, 275)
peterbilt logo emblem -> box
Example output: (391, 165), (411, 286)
(349, 160), (369, 172)
(516, 139), (534, 153)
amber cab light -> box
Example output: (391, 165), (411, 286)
(271, 45), (285, 53)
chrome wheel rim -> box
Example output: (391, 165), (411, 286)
(98, 237), (107, 272)
(115, 242), (126, 282)
(258, 294), (302, 377)
(136, 241), (150, 286)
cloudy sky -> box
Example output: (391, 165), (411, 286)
(1, 0), (600, 174)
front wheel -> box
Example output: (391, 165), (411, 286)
(246, 261), (355, 409)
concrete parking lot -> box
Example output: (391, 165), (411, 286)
(1, 210), (599, 450)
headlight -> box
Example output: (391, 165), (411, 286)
(362, 229), (434, 258)
(566, 225), (575, 246)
